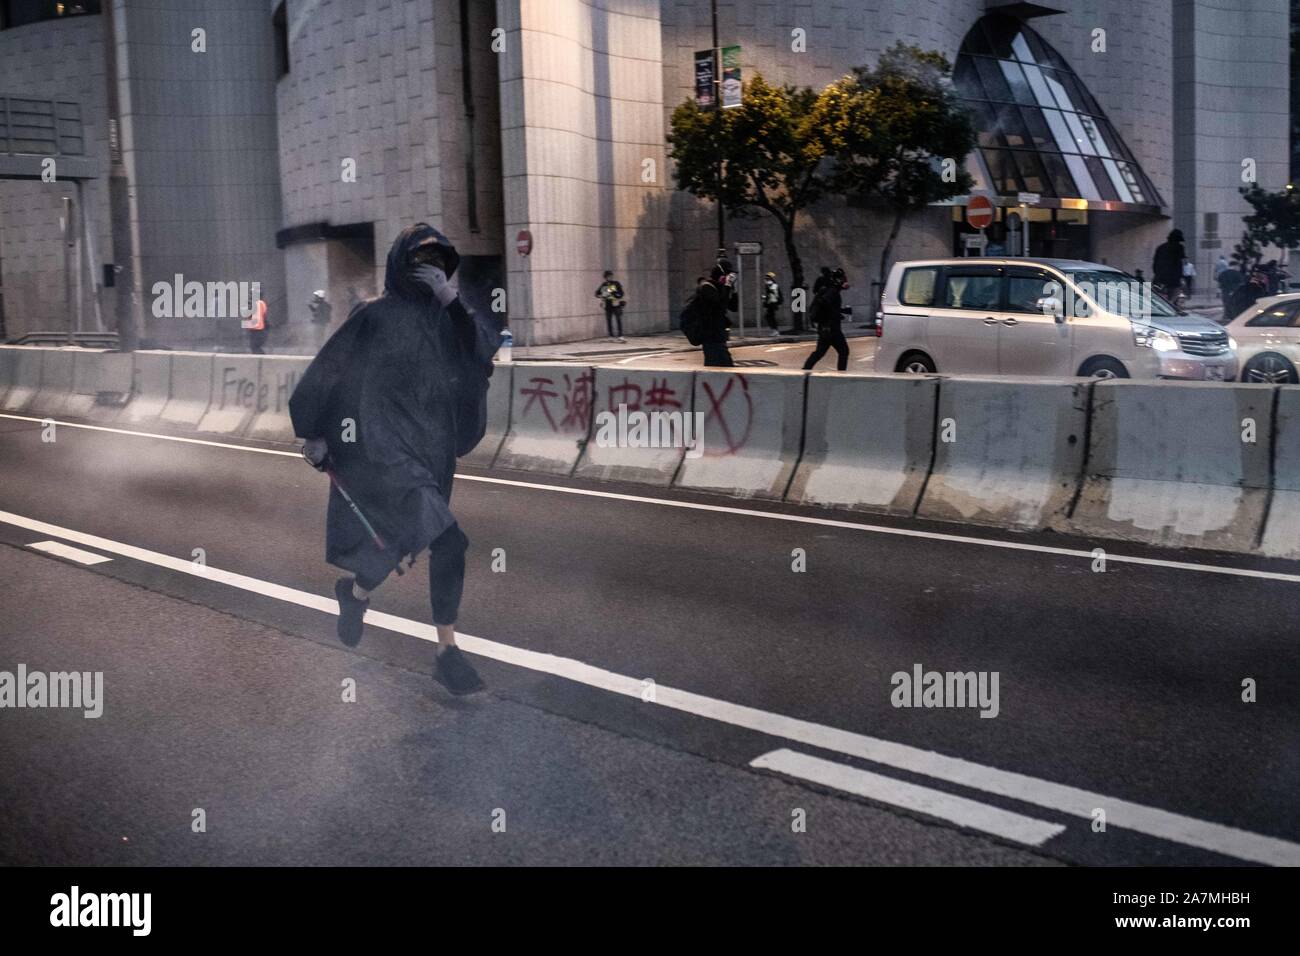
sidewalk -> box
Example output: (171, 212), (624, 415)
(511, 325), (876, 362)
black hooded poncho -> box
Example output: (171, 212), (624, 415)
(289, 224), (504, 584)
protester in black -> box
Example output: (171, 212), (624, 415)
(595, 270), (627, 342)
(1151, 229), (1186, 298)
(1217, 264), (1244, 318)
(290, 223), (503, 695)
(803, 268), (850, 371)
(1229, 269), (1268, 319)
(697, 265), (736, 367)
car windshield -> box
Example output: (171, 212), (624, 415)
(1062, 270), (1180, 319)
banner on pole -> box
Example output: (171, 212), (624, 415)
(721, 46), (742, 109)
(694, 50), (716, 109)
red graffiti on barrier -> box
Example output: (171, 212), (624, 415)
(604, 376), (683, 413)
(519, 369), (595, 433)
(701, 374), (753, 456)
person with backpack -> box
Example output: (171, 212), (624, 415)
(595, 270), (627, 342)
(802, 267), (851, 371)
(680, 265), (735, 366)
(290, 223), (504, 696)
(762, 272), (783, 334)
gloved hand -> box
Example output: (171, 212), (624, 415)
(412, 264), (458, 307)
(302, 437), (330, 471)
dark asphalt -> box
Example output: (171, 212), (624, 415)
(0, 413), (1297, 865)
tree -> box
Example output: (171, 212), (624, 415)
(1236, 183), (1300, 271)
(810, 44), (976, 291)
(668, 75), (825, 295)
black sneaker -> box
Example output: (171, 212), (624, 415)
(434, 646), (485, 695)
(334, 577), (368, 648)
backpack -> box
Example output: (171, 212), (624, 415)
(679, 293), (704, 346)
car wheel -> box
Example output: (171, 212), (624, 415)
(1241, 352), (1299, 384)
(898, 352), (936, 374)
(1079, 356), (1130, 379)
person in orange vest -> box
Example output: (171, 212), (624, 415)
(245, 294), (269, 354)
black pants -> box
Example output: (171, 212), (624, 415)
(803, 327), (849, 371)
(763, 303), (780, 330)
(247, 329), (268, 354)
(702, 341), (734, 367)
(604, 304), (624, 337)
(357, 523), (469, 626)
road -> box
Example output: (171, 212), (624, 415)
(0, 410), (1298, 866)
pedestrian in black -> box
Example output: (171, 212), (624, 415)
(697, 264), (735, 367)
(1229, 269), (1268, 319)
(1151, 229), (1186, 299)
(290, 223), (504, 695)
(1217, 263), (1244, 318)
(595, 270), (627, 342)
(802, 267), (851, 371)
(812, 266), (833, 296)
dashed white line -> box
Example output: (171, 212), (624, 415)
(27, 540), (112, 565)
(0, 506), (1297, 865)
(751, 749), (1066, 847)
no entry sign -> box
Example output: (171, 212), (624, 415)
(516, 229), (533, 256)
(966, 195), (994, 230)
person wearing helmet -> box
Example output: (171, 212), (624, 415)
(289, 223), (504, 695)
(307, 289), (333, 350)
(762, 271), (783, 334)
(802, 267), (851, 371)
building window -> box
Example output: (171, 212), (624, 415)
(953, 13), (1163, 211)
(0, 1), (101, 30)
(273, 2), (289, 77)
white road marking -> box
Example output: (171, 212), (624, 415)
(751, 749), (1065, 846)
(616, 351), (673, 364)
(0, 414), (302, 458)
(0, 506), (1296, 866)
(4, 413), (1298, 586)
(27, 540), (112, 565)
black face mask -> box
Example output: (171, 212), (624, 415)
(410, 244), (450, 273)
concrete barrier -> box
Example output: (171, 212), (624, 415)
(246, 355), (312, 442)
(197, 355), (263, 435)
(574, 368), (694, 485)
(495, 363), (595, 474)
(918, 376), (1089, 530)
(0, 347), (19, 409)
(675, 369), (805, 499)
(118, 351), (172, 426)
(1066, 380), (1274, 552)
(1260, 386), (1300, 559)
(459, 364), (512, 468)
(159, 352), (215, 428)
(0, 347), (44, 412)
(30, 348), (77, 416)
(787, 373), (936, 515)
(68, 351), (134, 421)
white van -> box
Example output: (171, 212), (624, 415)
(875, 258), (1237, 380)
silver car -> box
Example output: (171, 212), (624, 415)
(876, 258), (1238, 380)
(1223, 293), (1300, 384)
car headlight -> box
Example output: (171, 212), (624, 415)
(1229, 335), (1238, 350)
(1133, 325), (1178, 351)
(1150, 329), (1178, 352)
